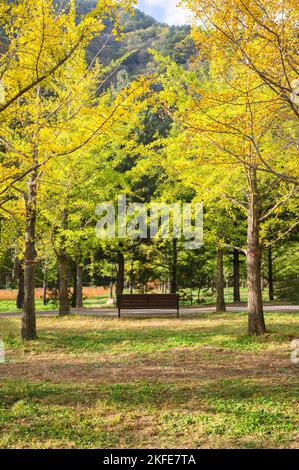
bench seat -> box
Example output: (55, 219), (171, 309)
(117, 294), (180, 318)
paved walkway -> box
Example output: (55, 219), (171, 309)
(0, 305), (298, 318)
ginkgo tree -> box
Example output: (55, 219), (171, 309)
(0, 0), (134, 207)
(0, 0), (151, 340)
(38, 99), (144, 317)
(0, 0), (132, 114)
(18, 70), (147, 339)
(150, 50), (298, 334)
(181, 0), (299, 183)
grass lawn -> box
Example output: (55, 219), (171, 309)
(0, 297), (113, 313)
(0, 312), (298, 449)
(0, 299), (58, 313)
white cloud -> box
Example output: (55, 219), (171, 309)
(164, 3), (190, 26)
(138, 0), (190, 26)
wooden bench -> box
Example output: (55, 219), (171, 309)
(117, 294), (180, 318)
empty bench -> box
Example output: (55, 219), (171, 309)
(117, 294), (180, 318)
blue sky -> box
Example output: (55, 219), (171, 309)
(137, 0), (189, 25)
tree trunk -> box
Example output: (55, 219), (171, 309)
(116, 251), (125, 297)
(15, 258), (25, 310)
(130, 259), (134, 295)
(190, 288), (193, 305)
(42, 268), (48, 306)
(21, 170), (37, 340)
(59, 209), (70, 316)
(17, 268), (25, 310)
(76, 263), (83, 308)
(71, 264), (77, 308)
(233, 248), (241, 302)
(216, 244), (226, 312)
(59, 253), (70, 315)
(170, 238), (178, 293)
(268, 246), (274, 301)
(110, 280), (114, 299)
(247, 169), (266, 335)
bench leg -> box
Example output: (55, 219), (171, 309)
(177, 307), (180, 319)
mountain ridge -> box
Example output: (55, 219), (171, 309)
(80, 3), (195, 79)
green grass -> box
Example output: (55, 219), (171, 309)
(179, 286), (284, 305)
(0, 299), (58, 313)
(0, 297), (112, 313)
(83, 296), (113, 308)
(0, 312), (298, 448)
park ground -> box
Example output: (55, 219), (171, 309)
(0, 313), (299, 448)
(0, 311), (298, 449)
(0, 286), (290, 313)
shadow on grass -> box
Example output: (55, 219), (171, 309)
(36, 318), (299, 353)
(2, 315), (299, 354)
(1, 378), (298, 408)
(1, 313), (298, 448)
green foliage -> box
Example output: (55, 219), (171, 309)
(276, 275), (299, 304)
(84, 4), (196, 78)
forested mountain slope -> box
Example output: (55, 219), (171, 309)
(80, 3), (196, 77)
(0, 2), (195, 78)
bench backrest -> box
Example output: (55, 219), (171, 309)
(117, 294), (179, 309)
